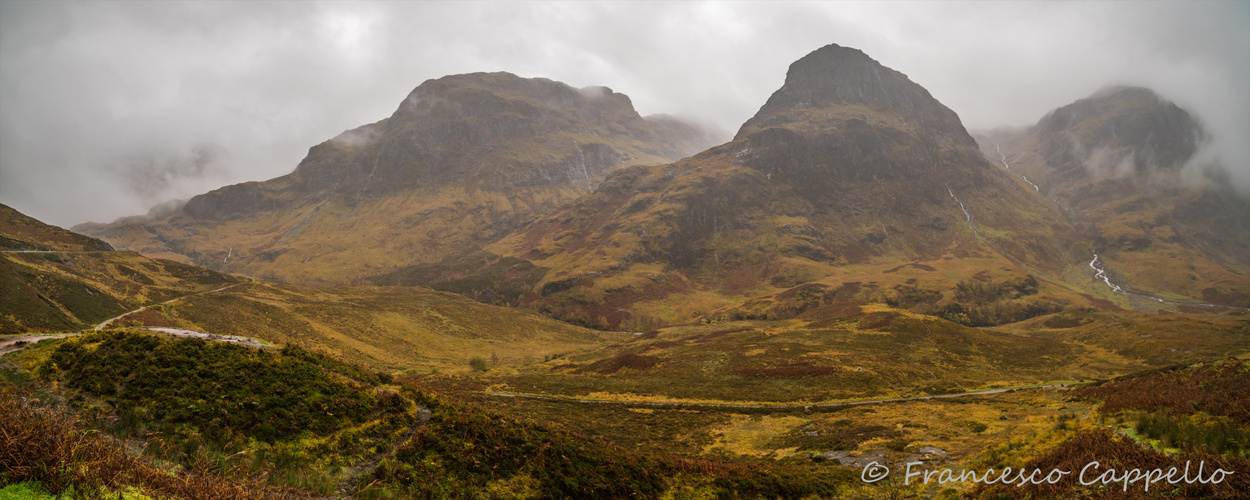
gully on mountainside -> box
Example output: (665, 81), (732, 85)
(1088, 252), (1125, 294)
(945, 184), (988, 246)
(993, 142), (1040, 192)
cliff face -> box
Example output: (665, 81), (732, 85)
(464, 45), (1083, 329)
(1032, 86), (1204, 184)
(76, 73), (720, 284)
(979, 86), (1249, 308)
(737, 44), (974, 149)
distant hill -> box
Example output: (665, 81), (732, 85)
(76, 73), (721, 285)
(1, 203), (113, 252)
(3, 204), (623, 373)
(976, 86), (1250, 308)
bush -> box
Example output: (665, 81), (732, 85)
(0, 389), (293, 499)
(468, 357), (488, 372)
(38, 330), (392, 445)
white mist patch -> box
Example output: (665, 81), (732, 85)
(578, 85), (613, 100)
(329, 124), (383, 149)
(101, 144), (229, 202)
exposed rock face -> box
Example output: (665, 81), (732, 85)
(737, 44), (974, 149)
(980, 86), (1249, 308)
(286, 74), (693, 198)
(76, 72), (721, 284)
(1033, 86), (1204, 181)
(727, 45), (1000, 213)
(479, 44), (1082, 329)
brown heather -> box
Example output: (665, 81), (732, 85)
(972, 429), (1250, 499)
(0, 389), (304, 500)
(1078, 360), (1250, 424)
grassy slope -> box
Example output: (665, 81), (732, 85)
(0, 251), (239, 334)
(2, 330), (852, 499)
(109, 281), (630, 373)
(0, 203), (113, 252)
(478, 304), (1250, 405)
(0, 202), (243, 335)
(480, 147), (1094, 331)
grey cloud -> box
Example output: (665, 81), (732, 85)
(1, 1), (1246, 228)
(103, 144), (226, 201)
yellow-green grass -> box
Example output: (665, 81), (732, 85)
(117, 281), (630, 374)
(465, 380), (1097, 498)
(477, 303), (1249, 406)
(0, 250), (240, 334)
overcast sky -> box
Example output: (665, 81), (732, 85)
(2, 1), (1247, 228)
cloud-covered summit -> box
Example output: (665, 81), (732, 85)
(2, 1), (1246, 227)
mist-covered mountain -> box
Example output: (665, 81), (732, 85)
(75, 73), (720, 284)
(387, 45), (1089, 329)
(73, 47), (1248, 328)
(977, 86), (1250, 308)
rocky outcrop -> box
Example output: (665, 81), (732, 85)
(76, 72), (720, 284)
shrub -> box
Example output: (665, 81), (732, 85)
(0, 389), (296, 499)
(38, 330), (391, 446)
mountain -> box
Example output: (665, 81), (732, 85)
(423, 44), (1091, 329)
(977, 86), (1250, 308)
(75, 73), (720, 285)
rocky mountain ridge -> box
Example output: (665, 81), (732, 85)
(429, 44), (1091, 328)
(75, 72), (720, 284)
(977, 85), (1249, 308)
(72, 45), (1249, 326)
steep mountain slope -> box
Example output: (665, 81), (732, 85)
(445, 44), (1089, 329)
(977, 86), (1250, 308)
(76, 73), (719, 285)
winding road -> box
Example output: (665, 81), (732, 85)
(1, 281), (258, 356)
(94, 282), (248, 330)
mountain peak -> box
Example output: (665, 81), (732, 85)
(735, 44), (973, 147)
(76, 71), (721, 284)
(1033, 85), (1204, 176)
(395, 72), (639, 121)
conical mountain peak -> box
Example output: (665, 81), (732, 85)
(735, 44), (973, 148)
